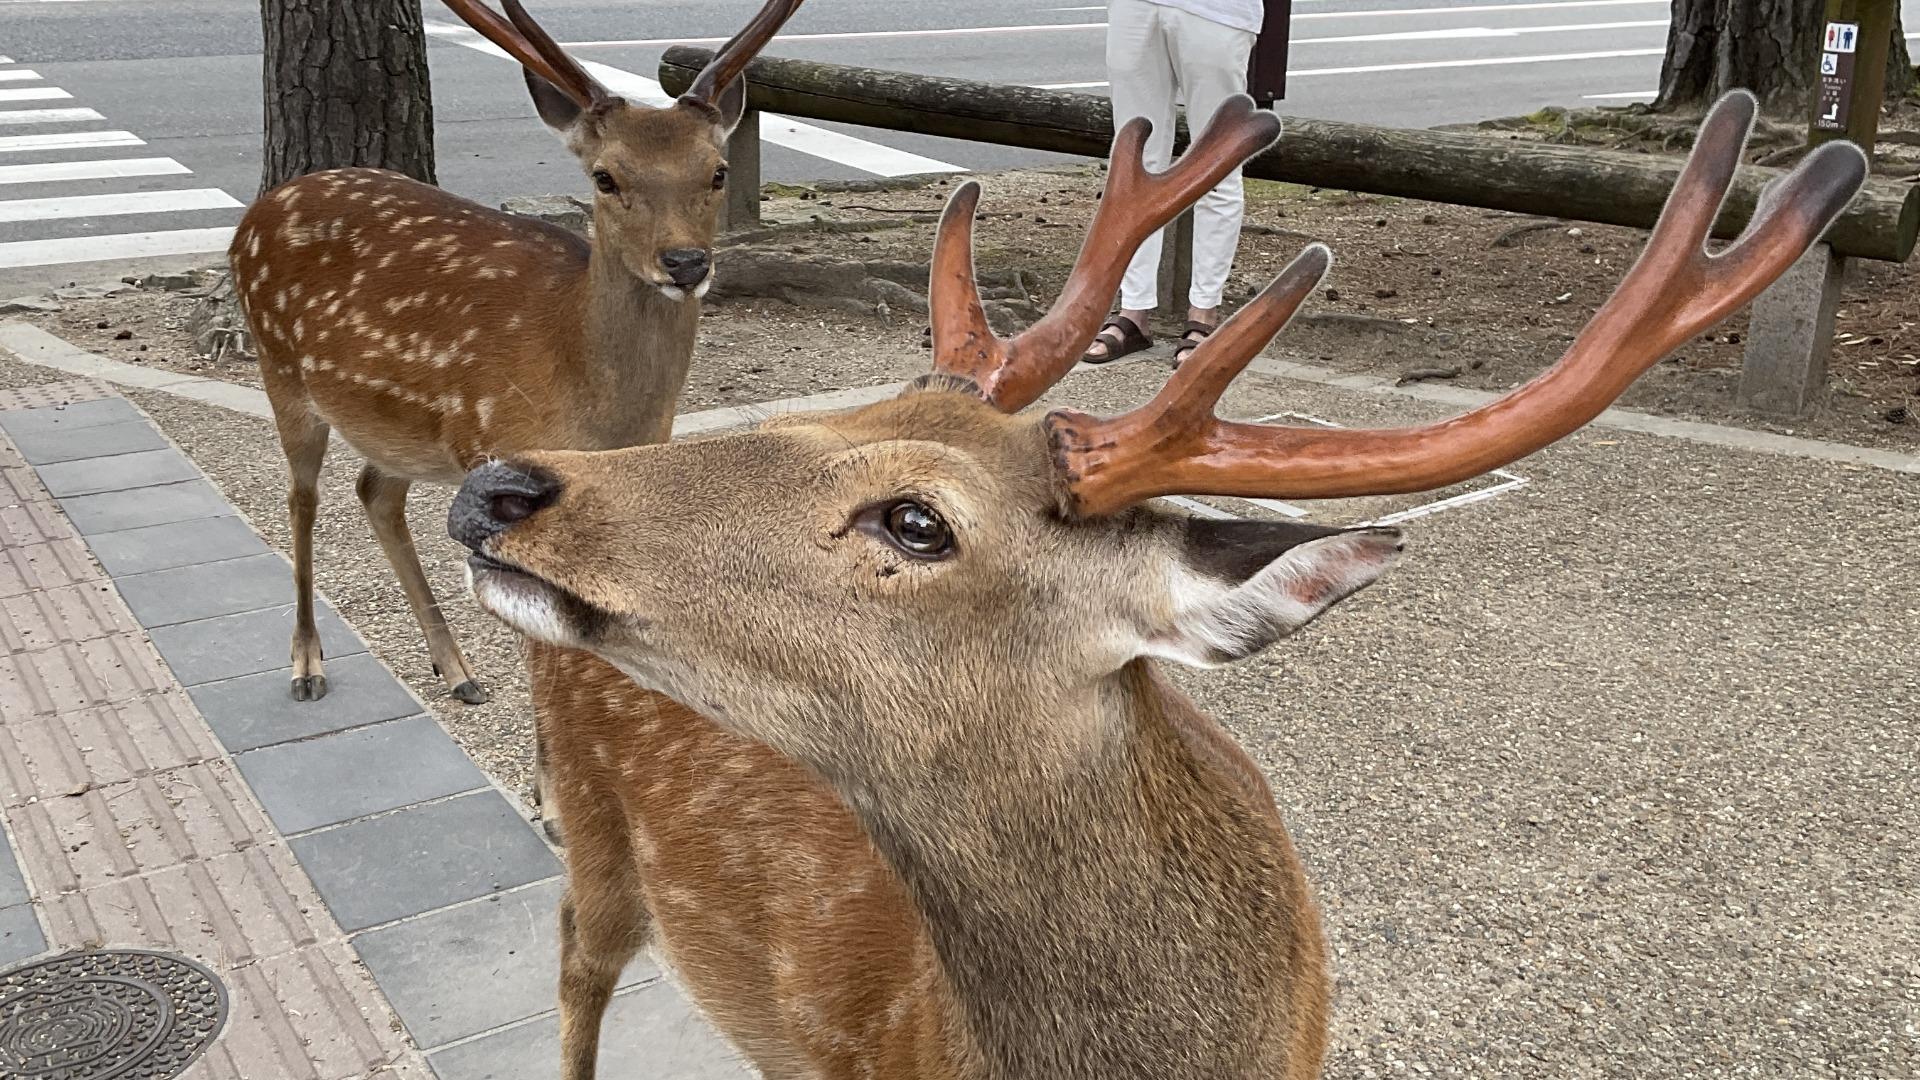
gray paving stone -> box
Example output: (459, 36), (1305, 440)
(355, 878), (658, 1050)
(427, 980), (751, 1080)
(0, 398), (141, 440)
(290, 791), (562, 932)
(0, 903), (45, 969)
(9, 419), (169, 466)
(188, 651), (427, 753)
(146, 603), (364, 687)
(60, 479), (232, 536)
(115, 552), (293, 628)
(0, 829), (26, 907)
(236, 716), (488, 835)
(36, 448), (200, 498)
(86, 515), (269, 578)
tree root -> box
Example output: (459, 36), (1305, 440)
(1490, 218), (1564, 248)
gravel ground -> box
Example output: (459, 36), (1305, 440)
(1, 321), (1914, 1075)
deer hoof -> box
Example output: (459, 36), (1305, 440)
(290, 674), (329, 702)
(451, 680), (491, 705)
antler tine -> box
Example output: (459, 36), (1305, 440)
(685, 0), (806, 105)
(501, 0), (611, 106)
(931, 96), (1283, 411)
(1049, 91), (1869, 517)
(440, 0), (607, 109)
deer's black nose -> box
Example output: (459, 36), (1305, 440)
(449, 461), (561, 551)
(659, 248), (711, 288)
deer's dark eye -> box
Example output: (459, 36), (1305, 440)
(592, 169), (618, 194)
(712, 165), (728, 190)
(884, 501), (952, 559)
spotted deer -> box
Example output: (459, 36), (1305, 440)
(447, 93), (1863, 1079)
(228, 0), (802, 704)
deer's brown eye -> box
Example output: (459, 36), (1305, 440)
(884, 501), (952, 558)
(592, 169), (618, 194)
(712, 165), (728, 190)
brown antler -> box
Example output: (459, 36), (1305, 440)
(441, 0), (611, 109)
(931, 95), (1281, 412)
(1047, 91), (1869, 517)
(683, 0), (806, 106)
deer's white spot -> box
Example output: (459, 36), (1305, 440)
(247, 231), (261, 259)
(474, 397), (495, 428)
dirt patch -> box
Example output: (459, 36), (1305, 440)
(11, 151), (1917, 449)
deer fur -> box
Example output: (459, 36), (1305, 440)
(231, 34), (743, 706)
(456, 385), (1401, 1078)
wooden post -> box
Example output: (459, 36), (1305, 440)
(1157, 209), (1195, 315)
(721, 109), (762, 233)
(1739, 0), (1892, 417)
(1245, 0), (1292, 106)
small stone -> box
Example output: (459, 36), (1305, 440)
(1374, 288), (1398, 299)
(1885, 406), (1910, 425)
(97, 320), (110, 329)
(1325, 288), (1340, 301)
(1422, 213), (1438, 225)
(1579, 244), (1596, 254)
(114, 329), (134, 340)
(1373, 217), (1388, 227)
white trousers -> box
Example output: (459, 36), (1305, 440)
(1106, 0), (1256, 312)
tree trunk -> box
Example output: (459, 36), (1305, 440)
(258, 0), (435, 194)
(1655, 0), (1910, 115)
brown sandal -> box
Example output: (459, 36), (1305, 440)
(1082, 315), (1152, 365)
(1172, 320), (1216, 368)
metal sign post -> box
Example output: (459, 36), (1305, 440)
(1808, 0), (1896, 156)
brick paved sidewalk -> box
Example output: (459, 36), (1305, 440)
(0, 383), (746, 1079)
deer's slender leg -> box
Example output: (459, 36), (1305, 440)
(553, 775), (651, 1080)
(355, 464), (489, 704)
(277, 409), (331, 701)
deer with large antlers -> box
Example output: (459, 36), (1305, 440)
(229, 0), (802, 704)
(448, 93), (1864, 1079)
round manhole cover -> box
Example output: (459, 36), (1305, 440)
(0, 950), (226, 1080)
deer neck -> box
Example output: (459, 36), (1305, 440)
(568, 244), (702, 448)
(833, 662), (1313, 1078)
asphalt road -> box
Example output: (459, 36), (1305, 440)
(0, 0), (1915, 294)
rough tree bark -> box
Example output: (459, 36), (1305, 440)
(1654, 0), (1911, 115)
(257, 0), (436, 193)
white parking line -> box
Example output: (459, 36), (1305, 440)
(0, 70), (43, 82)
(0, 188), (242, 224)
(0, 107), (105, 126)
(0, 57), (12, 64)
(0, 87), (70, 103)
(0, 130), (143, 154)
(425, 20), (964, 177)
(0, 226), (236, 270)
(0, 157), (189, 185)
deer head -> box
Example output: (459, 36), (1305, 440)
(450, 92), (1862, 789)
(443, 0), (800, 298)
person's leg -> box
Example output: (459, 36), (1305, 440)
(1166, 10), (1256, 362)
(1087, 0), (1178, 361)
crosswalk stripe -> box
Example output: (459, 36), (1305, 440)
(0, 130), (143, 154)
(0, 70), (42, 82)
(0, 227), (236, 270)
(0, 107), (106, 126)
(0, 87), (70, 102)
(0, 157), (189, 185)
(0, 188), (241, 223)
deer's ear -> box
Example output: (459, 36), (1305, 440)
(524, 69), (586, 133)
(1142, 519), (1402, 667)
(712, 76), (748, 138)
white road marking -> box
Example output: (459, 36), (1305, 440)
(0, 188), (241, 224)
(0, 107), (105, 126)
(1584, 90), (1656, 99)
(425, 20), (964, 177)
(1295, 0), (1665, 17)
(0, 57), (11, 64)
(1035, 45), (1665, 88)
(0, 70), (43, 82)
(0, 226), (236, 270)
(0, 87), (70, 102)
(0, 130), (143, 154)
(0, 156), (189, 185)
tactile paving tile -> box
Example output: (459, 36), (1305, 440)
(0, 378), (115, 413)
